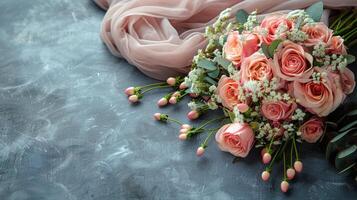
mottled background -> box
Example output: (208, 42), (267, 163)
(0, 0), (356, 199)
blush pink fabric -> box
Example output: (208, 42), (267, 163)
(94, 0), (357, 80)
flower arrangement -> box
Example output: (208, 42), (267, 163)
(125, 2), (356, 192)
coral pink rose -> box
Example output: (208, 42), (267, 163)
(217, 75), (242, 110)
(272, 41), (313, 81)
(302, 23), (332, 47)
(261, 100), (297, 121)
(259, 15), (293, 45)
(300, 118), (324, 143)
(340, 68), (356, 94)
(291, 67), (346, 117)
(326, 36), (347, 55)
(215, 123), (255, 157)
(240, 52), (274, 82)
(223, 31), (260, 67)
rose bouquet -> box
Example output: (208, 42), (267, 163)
(124, 2), (356, 192)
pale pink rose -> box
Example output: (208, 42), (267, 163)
(215, 123), (255, 158)
(326, 36), (347, 55)
(272, 41), (313, 81)
(261, 100), (297, 121)
(223, 31), (260, 67)
(302, 22), (332, 47)
(217, 75), (241, 110)
(340, 68), (355, 94)
(291, 67), (346, 117)
(240, 52), (273, 82)
(259, 15), (293, 45)
(300, 118), (324, 143)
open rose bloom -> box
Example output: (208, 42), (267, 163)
(138, 6), (356, 192)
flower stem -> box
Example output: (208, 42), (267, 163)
(292, 137), (299, 161)
(202, 128), (219, 148)
(283, 152), (287, 180)
(290, 142), (294, 167)
(167, 117), (183, 125)
(141, 85), (172, 94)
(139, 82), (167, 89)
(196, 116), (228, 131)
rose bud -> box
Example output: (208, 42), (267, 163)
(169, 96), (177, 104)
(196, 147), (205, 157)
(124, 87), (135, 96)
(280, 181), (289, 193)
(128, 95), (139, 103)
(187, 110), (199, 120)
(261, 148), (268, 158)
(262, 153), (272, 164)
(189, 93), (199, 98)
(181, 124), (192, 130)
(153, 113), (161, 121)
(178, 133), (187, 141)
(287, 168), (296, 180)
(172, 91), (181, 97)
(157, 98), (168, 107)
(179, 82), (188, 90)
(261, 171), (270, 182)
(294, 161), (303, 173)
(179, 128), (189, 134)
(237, 103), (249, 113)
(166, 77), (176, 86)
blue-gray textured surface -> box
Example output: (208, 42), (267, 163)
(0, 0), (356, 199)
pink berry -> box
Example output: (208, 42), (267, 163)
(287, 168), (296, 180)
(261, 171), (270, 182)
(153, 113), (161, 121)
(166, 77), (176, 86)
(262, 153), (272, 164)
(181, 124), (192, 130)
(157, 98), (168, 107)
(280, 181), (289, 193)
(179, 82), (188, 90)
(261, 148), (267, 158)
(189, 93), (199, 98)
(187, 110), (199, 120)
(172, 91), (180, 97)
(179, 128), (189, 134)
(178, 134), (187, 141)
(237, 103), (249, 113)
(124, 87), (135, 96)
(169, 96), (177, 104)
(196, 147), (205, 157)
(294, 161), (303, 173)
(128, 95), (139, 103)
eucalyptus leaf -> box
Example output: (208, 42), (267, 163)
(338, 162), (356, 175)
(235, 9), (248, 24)
(204, 77), (217, 85)
(261, 43), (271, 58)
(197, 58), (217, 71)
(215, 56), (231, 69)
(339, 120), (357, 132)
(326, 128), (357, 160)
(305, 1), (323, 22)
(208, 69), (220, 78)
(335, 145), (357, 171)
(268, 39), (282, 57)
(219, 35), (228, 46)
(346, 54), (356, 64)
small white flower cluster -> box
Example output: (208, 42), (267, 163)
(287, 28), (308, 42)
(325, 54), (348, 71)
(287, 10), (314, 27)
(312, 42), (326, 58)
(256, 123), (281, 141)
(282, 123), (297, 139)
(212, 8), (232, 33)
(188, 101), (198, 110)
(243, 80), (261, 102)
(291, 108), (306, 121)
(207, 101), (218, 110)
(244, 11), (258, 31)
(311, 72), (323, 83)
(233, 106), (244, 123)
(275, 24), (288, 39)
(184, 67), (205, 94)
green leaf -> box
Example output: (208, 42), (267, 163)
(261, 43), (271, 58)
(215, 56), (231, 69)
(335, 145), (357, 171)
(196, 58), (217, 71)
(268, 39), (282, 57)
(340, 120), (357, 132)
(338, 162), (356, 175)
(208, 69), (220, 78)
(305, 1), (323, 22)
(235, 9), (249, 24)
(219, 35), (228, 46)
(228, 111), (235, 122)
(326, 128), (357, 160)
(204, 77), (217, 85)
(346, 54), (356, 64)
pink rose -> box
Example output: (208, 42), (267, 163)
(291, 67), (346, 117)
(223, 31), (260, 67)
(217, 75), (241, 110)
(240, 52), (274, 82)
(259, 15), (293, 45)
(302, 22), (332, 47)
(326, 36), (347, 55)
(272, 40), (313, 81)
(300, 118), (324, 143)
(261, 100), (297, 121)
(340, 68), (356, 94)
(215, 123), (255, 157)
